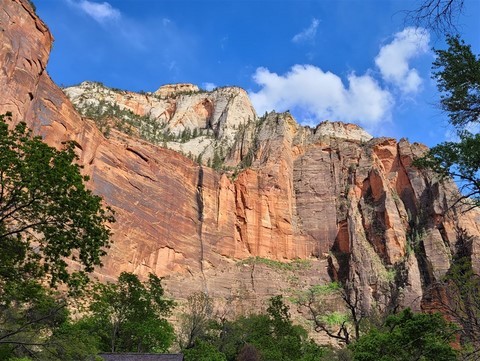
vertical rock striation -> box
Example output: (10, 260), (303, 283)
(1, 0), (479, 316)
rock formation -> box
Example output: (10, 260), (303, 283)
(63, 80), (256, 163)
(1, 0), (479, 328)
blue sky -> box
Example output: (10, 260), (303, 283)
(35, 0), (480, 146)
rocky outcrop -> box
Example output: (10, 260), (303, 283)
(1, 0), (480, 324)
(154, 83), (200, 97)
(63, 81), (256, 164)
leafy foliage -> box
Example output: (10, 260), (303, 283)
(178, 292), (214, 350)
(351, 308), (457, 361)
(295, 281), (365, 345)
(0, 113), (114, 359)
(240, 256), (312, 271)
(183, 340), (226, 361)
(1, 259), (99, 360)
(432, 35), (480, 128)
(417, 132), (480, 207)
(83, 272), (175, 353)
(189, 296), (325, 361)
(0, 285), (67, 359)
(415, 35), (480, 209)
(425, 228), (480, 359)
(0, 113), (114, 290)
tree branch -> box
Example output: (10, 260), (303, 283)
(0, 302), (66, 342)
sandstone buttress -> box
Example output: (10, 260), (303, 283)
(1, 0), (479, 325)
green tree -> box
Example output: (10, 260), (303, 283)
(213, 296), (324, 361)
(416, 35), (480, 209)
(0, 113), (113, 357)
(183, 340), (226, 361)
(426, 228), (480, 360)
(178, 291), (214, 350)
(0, 284), (66, 359)
(432, 35), (480, 129)
(236, 344), (261, 361)
(212, 148), (223, 170)
(295, 282), (366, 345)
(351, 308), (457, 361)
(0, 260), (100, 360)
(0, 113), (114, 289)
(84, 272), (175, 353)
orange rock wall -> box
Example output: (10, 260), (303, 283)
(1, 0), (480, 314)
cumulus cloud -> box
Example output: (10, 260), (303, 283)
(249, 65), (393, 130)
(375, 27), (430, 94)
(77, 0), (121, 23)
(292, 19), (320, 44)
(249, 27), (432, 131)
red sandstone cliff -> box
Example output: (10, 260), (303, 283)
(1, 0), (479, 320)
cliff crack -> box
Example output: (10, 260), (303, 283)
(43, 98), (57, 108)
(250, 262), (256, 292)
(216, 178), (221, 230)
(128, 179), (142, 192)
(396, 142), (417, 201)
(135, 172), (156, 183)
(2, 9), (11, 20)
(196, 166), (208, 292)
(126, 146), (149, 162)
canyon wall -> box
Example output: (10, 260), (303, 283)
(1, 0), (480, 322)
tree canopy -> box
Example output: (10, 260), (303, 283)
(184, 295), (325, 361)
(177, 291), (214, 350)
(351, 308), (457, 361)
(83, 272), (175, 353)
(0, 113), (114, 291)
(0, 112), (114, 359)
(432, 35), (480, 129)
(416, 35), (480, 209)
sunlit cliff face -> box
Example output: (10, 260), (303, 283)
(1, 0), (480, 325)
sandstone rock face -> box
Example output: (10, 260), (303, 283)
(154, 83), (200, 97)
(63, 81), (256, 163)
(2, 0), (480, 324)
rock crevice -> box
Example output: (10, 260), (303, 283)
(1, 0), (479, 316)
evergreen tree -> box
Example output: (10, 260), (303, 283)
(416, 35), (480, 209)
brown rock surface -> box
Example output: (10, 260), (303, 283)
(1, 0), (480, 325)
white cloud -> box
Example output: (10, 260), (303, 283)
(249, 27), (432, 132)
(249, 65), (393, 130)
(375, 27), (430, 94)
(292, 19), (320, 44)
(77, 0), (121, 23)
(203, 82), (217, 91)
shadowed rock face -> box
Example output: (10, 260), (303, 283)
(1, 0), (479, 317)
